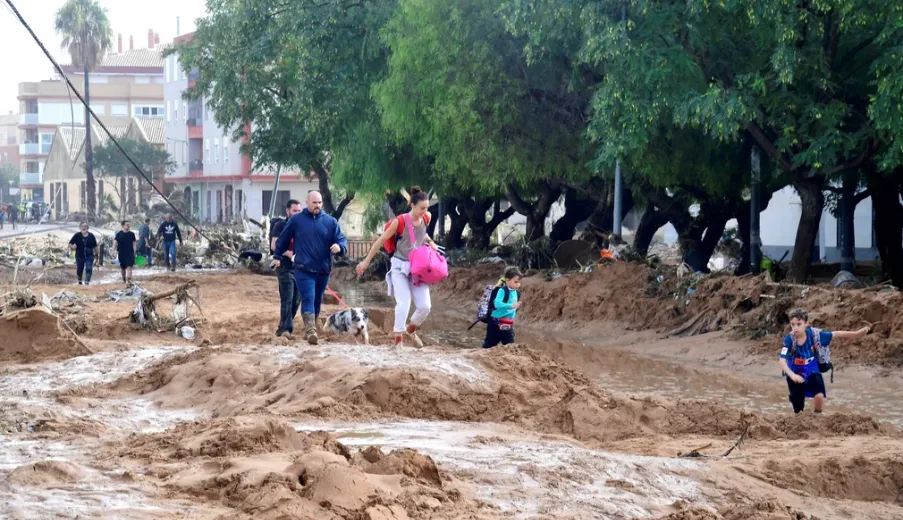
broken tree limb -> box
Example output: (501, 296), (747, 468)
(721, 423), (750, 458)
(678, 442), (713, 458)
(130, 280), (202, 332)
(146, 280), (198, 303)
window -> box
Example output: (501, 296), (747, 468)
(214, 139), (219, 163)
(40, 133), (53, 154)
(223, 144), (228, 163)
(262, 190), (291, 217)
(136, 76), (150, 84)
(154, 76), (164, 84)
(133, 105), (164, 118)
(89, 75), (109, 84)
(236, 189), (243, 215)
(182, 102), (187, 123)
(90, 103), (106, 116)
(111, 104), (128, 116)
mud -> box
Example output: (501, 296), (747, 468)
(1, 268), (902, 519)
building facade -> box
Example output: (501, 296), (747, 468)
(17, 30), (165, 203)
(163, 32), (373, 230)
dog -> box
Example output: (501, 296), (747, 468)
(325, 308), (370, 344)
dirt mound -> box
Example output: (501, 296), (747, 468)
(652, 501), (809, 520)
(0, 308), (90, 364)
(123, 417), (351, 461)
(437, 264), (903, 365)
(756, 456), (903, 503)
(6, 460), (87, 486)
(116, 416), (478, 520)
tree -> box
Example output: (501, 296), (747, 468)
(375, 0), (596, 244)
(55, 0), (113, 221)
(175, 0), (422, 220)
(93, 138), (175, 219)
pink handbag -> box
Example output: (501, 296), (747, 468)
(404, 214), (448, 286)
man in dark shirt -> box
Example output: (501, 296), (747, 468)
(114, 220), (138, 284)
(68, 222), (98, 285)
(156, 213), (183, 272)
(270, 199), (302, 337)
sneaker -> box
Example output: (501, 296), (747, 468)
(170, 266), (176, 272)
(275, 328), (284, 337)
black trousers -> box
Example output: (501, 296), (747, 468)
(277, 264), (301, 332)
(483, 320), (515, 348)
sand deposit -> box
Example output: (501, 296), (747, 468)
(0, 267), (901, 519)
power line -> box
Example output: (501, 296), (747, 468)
(3, 0), (236, 258)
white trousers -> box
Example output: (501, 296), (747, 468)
(388, 256), (431, 333)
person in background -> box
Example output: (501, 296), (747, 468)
(780, 308), (870, 414)
(273, 191), (348, 345)
(156, 213), (183, 272)
(0, 205), (5, 230)
(68, 222), (98, 285)
(114, 220), (138, 284)
(270, 199), (303, 337)
(138, 217), (153, 267)
(8, 203), (18, 230)
(483, 267), (523, 348)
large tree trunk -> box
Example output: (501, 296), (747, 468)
(549, 187), (594, 246)
(788, 177), (826, 282)
(505, 182), (561, 242)
(84, 66), (96, 221)
(578, 181), (635, 247)
(839, 174), (857, 272)
(443, 198), (468, 249)
(461, 198), (515, 250)
(633, 206), (669, 256)
(868, 171), (903, 287)
(314, 163), (354, 221)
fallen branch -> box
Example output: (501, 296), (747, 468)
(721, 423), (750, 458)
(130, 280), (202, 332)
(678, 442), (712, 458)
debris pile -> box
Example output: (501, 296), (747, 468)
(129, 280), (204, 335)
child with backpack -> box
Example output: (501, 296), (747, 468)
(780, 308), (870, 414)
(477, 267), (523, 348)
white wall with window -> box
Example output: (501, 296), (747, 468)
(136, 76), (151, 84)
(213, 139), (219, 163)
(90, 103), (106, 116)
(39, 133), (53, 154)
(111, 104), (128, 117)
(133, 105), (165, 118)
(37, 102), (84, 125)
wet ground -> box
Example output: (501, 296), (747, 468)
(0, 272), (901, 519)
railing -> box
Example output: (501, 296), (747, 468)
(19, 172), (41, 185)
(19, 142), (39, 155)
(344, 238), (372, 259)
(19, 113), (38, 125)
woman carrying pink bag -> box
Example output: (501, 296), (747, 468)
(356, 186), (445, 347)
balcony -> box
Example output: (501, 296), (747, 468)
(19, 142), (39, 155)
(19, 171), (42, 186)
(20, 113), (39, 125)
(189, 160), (204, 177)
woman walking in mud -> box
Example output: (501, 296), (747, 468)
(356, 187), (439, 347)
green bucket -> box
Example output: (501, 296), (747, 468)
(135, 255), (148, 268)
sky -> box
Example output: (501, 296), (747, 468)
(0, 0), (207, 114)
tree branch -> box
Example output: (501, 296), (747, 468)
(834, 28), (883, 72)
(504, 184), (534, 217)
(829, 138), (881, 176)
(854, 189), (872, 206)
(746, 123), (794, 172)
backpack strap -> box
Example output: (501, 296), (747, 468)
(501, 286), (510, 303)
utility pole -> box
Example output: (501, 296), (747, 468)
(267, 165), (282, 217)
(612, 4), (627, 237)
(750, 145), (762, 274)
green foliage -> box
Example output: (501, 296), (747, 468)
(93, 138), (175, 182)
(54, 0), (114, 70)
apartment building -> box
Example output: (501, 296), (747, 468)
(17, 30), (165, 203)
(163, 32), (374, 231)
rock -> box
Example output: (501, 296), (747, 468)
(831, 270), (864, 289)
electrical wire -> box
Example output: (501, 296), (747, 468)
(3, 0), (239, 259)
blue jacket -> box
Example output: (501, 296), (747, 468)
(491, 287), (519, 320)
(274, 208), (348, 273)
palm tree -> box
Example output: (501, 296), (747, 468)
(55, 0), (113, 221)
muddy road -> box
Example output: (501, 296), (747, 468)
(1, 265), (902, 519)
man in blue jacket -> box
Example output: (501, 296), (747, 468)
(274, 190), (348, 344)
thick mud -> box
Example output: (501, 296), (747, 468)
(0, 268), (901, 519)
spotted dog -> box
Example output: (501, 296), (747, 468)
(325, 308), (370, 344)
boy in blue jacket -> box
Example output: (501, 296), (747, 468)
(273, 191), (348, 344)
(483, 267), (523, 348)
